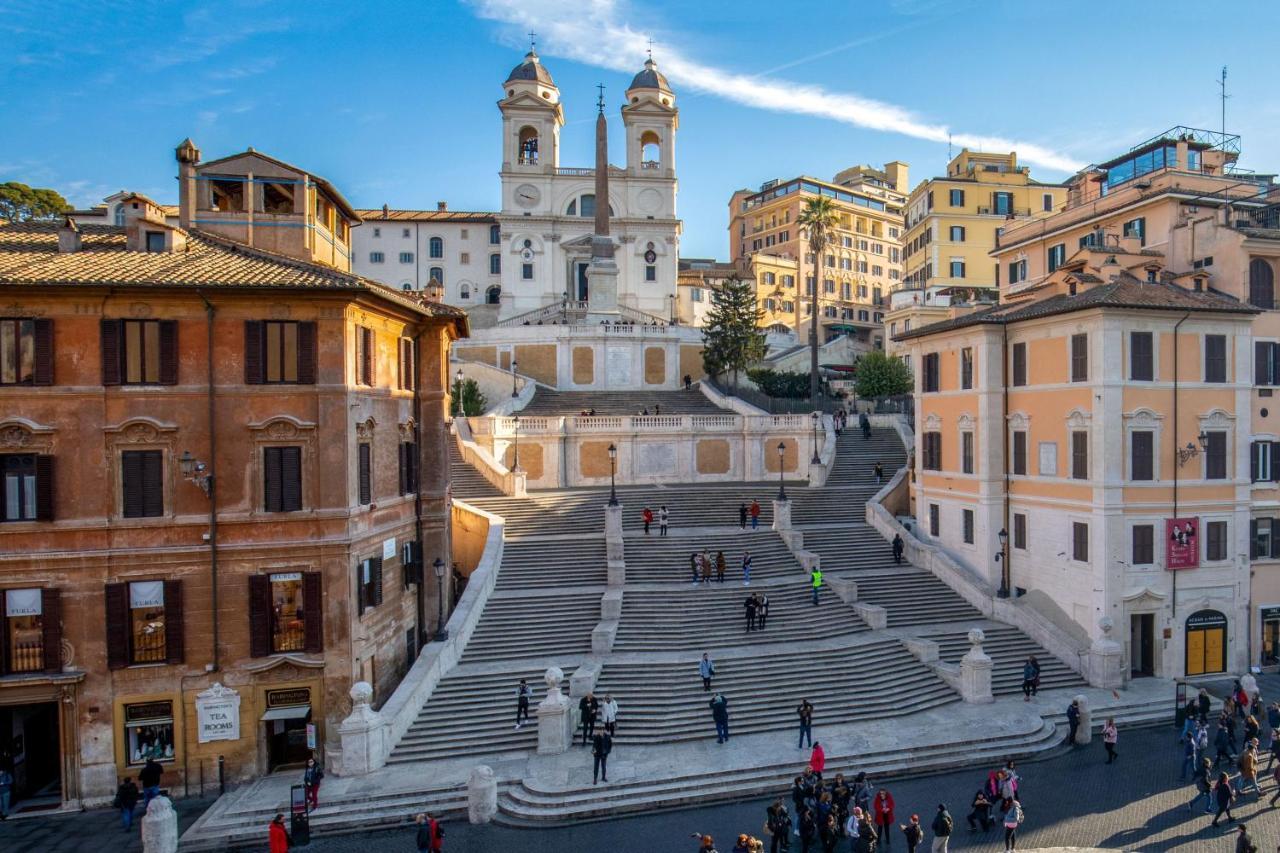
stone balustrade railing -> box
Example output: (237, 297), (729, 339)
(454, 418), (525, 497)
(475, 413), (810, 437)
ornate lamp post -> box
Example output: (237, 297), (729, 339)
(996, 527), (1010, 598)
(432, 558), (448, 640)
(776, 441), (787, 501)
(1177, 431), (1209, 466)
(607, 443), (619, 506)
(511, 414), (521, 473)
(810, 411), (821, 464)
(511, 359), (519, 398)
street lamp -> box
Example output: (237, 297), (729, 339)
(776, 441), (787, 501)
(179, 450), (212, 497)
(607, 443), (619, 506)
(511, 359), (519, 398)
(996, 527), (1010, 598)
(810, 411), (821, 464)
(511, 414), (521, 473)
(454, 368), (464, 418)
(432, 558), (448, 641)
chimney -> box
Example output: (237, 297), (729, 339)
(437, 201), (448, 212)
(884, 161), (909, 195)
(175, 137), (201, 230)
(381, 203), (389, 219)
(57, 217), (81, 253)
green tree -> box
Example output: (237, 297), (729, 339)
(0, 182), (70, 223)
(853, 350), (914, 399)
(450, 377), (488, 417)
(747, 368), (813, 399)
(797, 196), (839, 407)
(701, 275), (767, 389)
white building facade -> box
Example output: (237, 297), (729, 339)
(350, 207), (501, 305)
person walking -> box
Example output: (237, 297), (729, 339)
(1215, 721), (1236, 767)
(859, 412), (871, 441)
(700, 653), (715, 691)
(414, 812), (444, 853)
(1021, 659), (1037, 702)
(591, 730), (612, 784)
(874, 463), (884, 485)
(717, 551), (727, 583)
(873, 789), (895, 847)
(853, 809), (877, 853)
(767, 800), (793, 853)
(303, 756), (323, 810)
(742, 552), (753, 586)
(1066, 699), (1081, 746)
(599, 694), (619, 736)
(1027, 657), (1040, 697)
(1212, 771), (1237, 826)
(515, 678), (532, 729)
(966, 788), (992, 831)
(139, 757), (163, 807)
(750, 499), (762, 530)
(1236, 823), (1258, 853)
(1000, 799), (1023, 852)
(739, 503), (748, 529)
(578, 691), (598, 746)
(810, 566), (823, 606)
(797, 699), (814, 749)
(642, 506), (653, 535)
(899, 815), (922, 853)
(891, 534), (904, 565)
(1180, 731), (1197, 781)
(757, 591), (770, 629)
(113, 776), (139, 831)
(269, 814), (291, 853)
(1191, 756), (1214, 813)
(1237, 739), (1260, 796)
(710, 693), (730, 744)
(691, 552), (700, 585)
(659, 505), (669, 536)
(930, 804), (952, 853)
(745, 593), (759, 632)
(809, 742), (826, 778)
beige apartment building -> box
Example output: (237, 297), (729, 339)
(728, 163), (907, 353)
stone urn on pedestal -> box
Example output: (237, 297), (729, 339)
(536, 666), (574, 755)
(959, 628), (994, 704)
(338, 681), (387, 776)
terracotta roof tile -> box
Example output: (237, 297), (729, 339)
(355, 209), (497, 223)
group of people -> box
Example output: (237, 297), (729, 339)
(576, 691), (620, 784)
(1181, 680), (1280, 828)
(690, 550), (754, 585)
(739, 500), (763, 529)
(641, 505), (670, 535)
(110, 757), (165, 831)
(829, 409), (872, 442)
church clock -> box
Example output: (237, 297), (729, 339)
(514, 184), (541, 208)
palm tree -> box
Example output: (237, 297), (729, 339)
(797, 196), (840, 407)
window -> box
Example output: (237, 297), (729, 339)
(1042, 193), (1054, 212)
(105, 580), (183, 667)
(1132, 524), (1154, 565)
(929, 504), (940, 537)
(123, 701), (175, 766)
(101, 319), (176, 386)
(522, 263), (534, 280)
(949, 225), (965, 242)
(1252, 441), (1278, 483)
(372, 228), (381, 238)
(398, 338), (416, 391)
(1071, 431), (1088, 480)
(824, 279), (835, 294)
(488, 253), (501, 275)
(399, 252), (414, 264)
(460, 284), (471, 300)
(1122, 217), (1146, 245)
(0, 318), (51, 386)
(369, 252), (385, 264)
(1007, 259), (1027, 284)
(2, 588), (58, 674)
(962, 509), (974, 544)
(209, 178), (244, 212)
(922, 432), (942, 471)
(398, 441), (419, 495)
(992, 192), (1012, 216)
(121, 450), (163, 518)
(1207, 521), (1228, 561)
(1255, 342), (1280, 386)
(577, 194), (596, 218)
(1038, 441), (1058, 476)
(1047, 244), (1066, 273)
(950, 260), (966, 279)
(262, 446), (302, 512)
(690, 287), (703, 303)
(356, 556), (383, 613)
(1205, 431), (1227, 480)
(356, 326), (374, 385)
(1253, 518), (1276, 560)
(1012, 431), (1027, 475)
(646, 265), (657, 282)
(403, 228), (412, 239)
(961, 431), (974, 474)
(268, 573), (306, 652)
(1250, 259), (1275, 310)
(487, 285), (502, 304)
(1204, 335), (1227, 382)
(949, 189), (965, 207)
(1131, 431), (1154, 481)
(245, 321), (316, 385)
(429, 237), (444, 258)
(1013, 513), (1027, 549)
(429, 267), (444, 286)
(1072, 522), (1089, 562)
(1070, 333), (1088, 382)
(961, 348), (973, 390)
(921, 352), (940, 392)
(249, 572), (322, 656)
(2, 454), (52, 522)
(1130, 332), (1153, 381)
(358, 442), (372, 505)
(1011, 342), (1027, 386)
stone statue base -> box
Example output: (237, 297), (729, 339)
(142, 796), (178, 853)
(537, 666), (575, 755)
(468, 765), (497, 824)
(772, 499), (792, 531)
(959, 628), (994, 704)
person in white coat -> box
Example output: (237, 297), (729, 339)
(599, 694), (619, 736)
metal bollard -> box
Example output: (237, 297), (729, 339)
(218, 754), (226, 795)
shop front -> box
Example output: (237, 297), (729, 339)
(113, 694), (182, 788)
(1261, 605), (1280, 669)
(1185, 609), (1229, 676)
(261, 686), (314, 771)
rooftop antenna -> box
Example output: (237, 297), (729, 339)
(647, 38), (654, 60)
(948, 132), (953, 163)
(1217, 65), (1229, 141)
(597, 83), (606, 114)
(528, 31), (537, 53)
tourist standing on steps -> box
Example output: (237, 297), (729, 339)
(930, 804), (952, 853)
(1066, 699), (1080, 746)
(599, 693), (619, 736)
(303, 756), (323, 810)
(797, 699), (814, 748)
(874, 462), (884, 485)
(899, 815), (922, 853)
(660, 505), (669, 536)
(1021, 659), (1037, 701)
(1102, 718), (1118, 763)
(757, 591), (770, 629)
(642, 506), (653, 535)
(750, 499), (761, 530)
(710, 693), (730, 743)
(809, 742), (826, 778)
(691, 552), (700, 584)
(810, 567), (823, 606)
(591, 730), (612, 784)
(873, 788), (894, 847)
(578, 692), (598, 746)
(515, 678), (532, 729)
(700, 653), (715, 691)
(701, 551), (713, 584)
(740, 503), (748, 528)
(745, 593), (759, 632)
(717, 551), (727, 583)
(743, 552), (753, 586)
(891, 534), (904, 565)
(1211, 771), (1237, 826)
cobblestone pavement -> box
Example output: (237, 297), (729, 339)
(0, 795), (213, 852)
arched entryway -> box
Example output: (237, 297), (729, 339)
(1185, 609), (1228, 676)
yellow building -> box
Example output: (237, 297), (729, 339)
(728, 162), (907, 352)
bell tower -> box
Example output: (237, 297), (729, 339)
(622, 57), (678, 179)
(498, 47), (563, 174)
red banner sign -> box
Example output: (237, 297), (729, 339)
(1166, 518), (1199, 570)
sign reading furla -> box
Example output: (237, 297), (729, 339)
(195, 683), (241, 744)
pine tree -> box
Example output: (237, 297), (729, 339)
(701, 275), (767, 389)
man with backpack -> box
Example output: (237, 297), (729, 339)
(930, 803), (952, 853)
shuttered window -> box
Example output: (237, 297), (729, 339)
(398, 442), (419, 495)
(1132, 524), (1154, 565)
(1131, 332), (1154, 381)
(1205, 431), (1227, 480)
(1, 454), (53, 522)
(0, 588), (61, 674)
(1011, 342), (1027, 386)
(960, 348), (973, 390)
(921, 352), (940, 392)
(356, 557), (383, 613)
(961, 432), (974, 474)
(962, 509), (974, 544)
(1071, 431), (1088, 480)
(263, 446), (302, 512)
(249, 571), (323, 656)
(0, 318), (53, 386)
(1012, 431), (1027, 476)
(1072, 522), (1089, 563)
(121, 450), (164, 518)
(245, 321), (317, 385)
(1070, 334), (1088, 382)
(101, 319), (177, 386)
(929, 504), (939, 537)
(105, 580), (183, 667)
(356, 326), (374, 385)
(358, 443), (372, 505)
(921, 432), (942, 471)
(1204, 335), (1227, 383)
(398, 338), (416, 391)
(1131, 431), (1154, 481)
(1207, 521), (1227, 562)
(1013, 513), (1027, 550)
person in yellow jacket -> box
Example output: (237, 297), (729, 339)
(811, 567), (823, 606)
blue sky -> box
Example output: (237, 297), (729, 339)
(3, 0), (1279, 259)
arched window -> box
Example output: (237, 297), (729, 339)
(1250, 258), (1275, 310)
(401, 283), (412, 291)
(578, 194), (597, 218)
(490, 253), (501, 275)
(489, 224), (501, 244)
(517, 126), (539, 165)
(429, 237), (444, 259)
(640, 130), (661, 168)
(486, 285), (502, 305)
(114, 204), (126, 226)
(460, 283), (471, 300)
(429, 267), (444, 285)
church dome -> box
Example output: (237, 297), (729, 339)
(629, 58), (672, 93)
(506, 50), (555, 87)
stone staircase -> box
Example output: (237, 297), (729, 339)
(459, 591), (599, 663)
(930, 625), (1085, 696)
(447, 439), (504, 499)
(518, 387), (729, 416)
(622, 529), (798, 583)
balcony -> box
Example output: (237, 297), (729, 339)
(977, 206), (1031, 218)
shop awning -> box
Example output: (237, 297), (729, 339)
(261, 705), (310, 722)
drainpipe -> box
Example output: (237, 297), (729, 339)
(197, 291), (221, 671)
(1000, 322), (1011, 597)
(1172, 310), (1190, 663)
(412, 326), (428, 645)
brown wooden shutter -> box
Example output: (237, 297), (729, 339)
(398, 442), (407, 495)
(361, 327), (373, 385)
(34, 454), (54, 521)
(163, 579), (184, 664)
(372, 556), (384, 606)
(281, 446), (302, 512)
(248, 574), (271, 658)
(121, 451), (145, 518)
(244, 321), (264, 384)
(297, 322), (317, 385)
(358, 443), (371, 504)
(41, 588), (62, 673)
(100, 319), (122, 386)
(263, 447), (282, 512)
(158, 320), (178, 385)
(142, 450), (164, 517)
(303, 572), (323, 653)
(409, 443), (419, 493)
(105, 583), (129, 669)
(355, 561), (366, 613)
(33, 318), (53, 385)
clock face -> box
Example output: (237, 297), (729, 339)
(514, 184), (541, 208)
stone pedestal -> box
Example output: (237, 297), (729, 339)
(1086, 617), (1125, 689)
(142, 796), (178, 853)
(807, 461), (826, 487)
(570, 662), (600, 697)
(606, 560), (626, 586)
(468, 765), (498, 824)
(511, 470), (528, 498)
(338, 681), (387, 776)
(772, 499), (792, 531)
(959, 628), (994, 704)
(1074, 693), (1093, 744)
(591, 621), (617, 654)
(537, 666), (575, 755)
(587, 256), (619, 313)
(601, 588), (623, 620)
(605, 503), (624, 540)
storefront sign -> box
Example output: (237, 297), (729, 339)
(129, 581), (165, 609)
(1166, 517), (1199, 570)
(125, 701), (173, 724)
(306, 723), (316, 750)
(267, 688), (311, 709)
(383, 537), (396, 561)
(1186, 610), (1228, 631)
(4, 588), (41, 617)
(1261, 606), (1280, 623)
(270, 572), (302, 583)
(195, 683), (241, 744)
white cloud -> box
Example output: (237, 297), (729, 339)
(467, 0), (1083, 173)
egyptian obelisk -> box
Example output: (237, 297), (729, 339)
(586, 85), (619, 314)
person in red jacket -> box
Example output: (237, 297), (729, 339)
(874, 788), (896, 847)
(268, 814), (290, 853)
(642, 506), (653, 535)
(809, 742), (826, 778)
